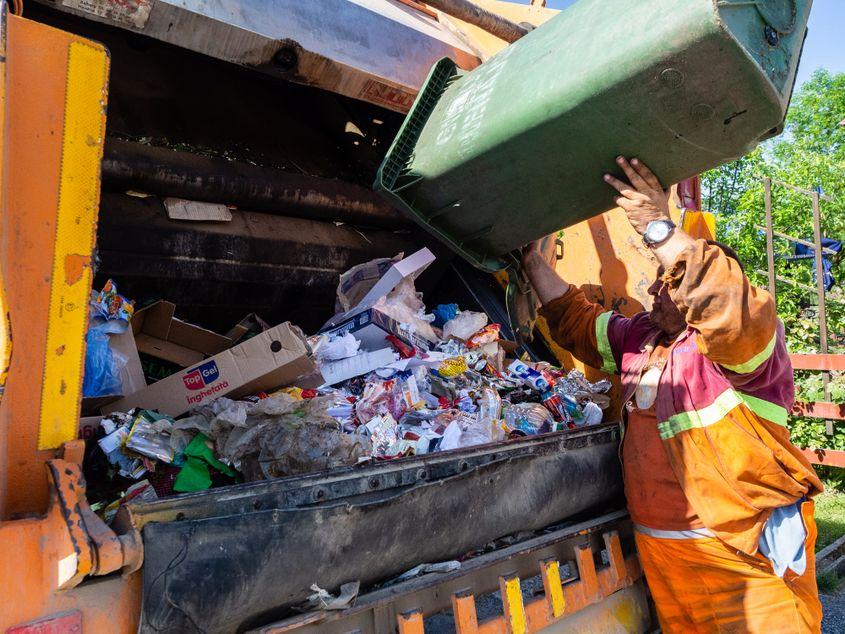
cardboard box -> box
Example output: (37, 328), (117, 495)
(79, 416), (104, 440)
(132, 300), (239, 367)
(321, 248), (438, 351)
(81, 327), (147, 414)
(105, 322), (318, 417)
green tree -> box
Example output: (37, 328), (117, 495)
(702, 70), (845, 468)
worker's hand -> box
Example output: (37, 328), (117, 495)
(521, 236), (557, 271)
(603, 157), (671, 236)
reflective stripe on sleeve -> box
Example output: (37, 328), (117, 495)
(635, 524), (715, 540)
(595, 311), (617, 374)
(658, 389), (744, 440)
(739, 393), (789, 427)
(722, 331), (777, 374)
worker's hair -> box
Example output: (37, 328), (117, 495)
(707, 240), (744, 272)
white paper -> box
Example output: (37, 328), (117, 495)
(319, 348), (398, 385)
(313, 332), (361, 362)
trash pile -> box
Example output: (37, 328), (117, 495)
(81, 249), (611, 516)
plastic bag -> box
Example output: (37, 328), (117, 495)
(466, 324), (500, 349)
(432, 303), (459, 328)
(355, 379), (406, 423)
(442, 311), (488, 341)
(375, 278), (438, 345)
(580, 401), (604, 426)
(312, 332), (360, 362)
(83, 280), (134, 398)
(82, 325), (126, 397)
(439, 413), (491, 450)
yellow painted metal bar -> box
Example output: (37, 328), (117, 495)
(37, 40), (109, 449)
(499, 574), (527, 634)
(540, 559), (565, 619)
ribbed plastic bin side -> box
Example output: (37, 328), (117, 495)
(375, 0), (810, 270)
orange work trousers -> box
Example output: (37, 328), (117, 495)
(635, 501), (822, 633)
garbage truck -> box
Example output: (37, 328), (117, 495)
(0, 1), (808, 632)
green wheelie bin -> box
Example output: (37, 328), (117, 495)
(375, 0), (811, 271)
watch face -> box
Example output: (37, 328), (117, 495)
(646, 220), (672, 244)
(652, 222), (670, 242)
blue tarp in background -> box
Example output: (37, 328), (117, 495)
(794, 237), (842, 291)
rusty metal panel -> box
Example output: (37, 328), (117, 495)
(34, 0), (480, 111)
(252, 510), (646, 634)
(101, 139), (408, 229)
(0, 9), (106, 516)
(130, 426), (624, 633)
(95, 193), (424, 334)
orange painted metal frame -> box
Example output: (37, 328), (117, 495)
(1, 11), (84, 516)
(0, 10), (143, 632)
(393, 531), (641, 634)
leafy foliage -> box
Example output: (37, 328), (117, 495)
(702, 70), (845, 466)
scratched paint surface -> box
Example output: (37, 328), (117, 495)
(38, 41), (108, 450)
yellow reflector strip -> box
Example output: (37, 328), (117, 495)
(501, 575), (527, 634)
(595, 311), (616, 374)
(722, 331), (777, 375)
(38, 41), (108, 449)
(541, 559), (566, 618)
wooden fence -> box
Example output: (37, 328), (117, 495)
(791, 354), (845, 468)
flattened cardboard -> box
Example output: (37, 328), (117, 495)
(165, 197), (233, 222)
(79, 416), (103, 440)
(106, 322), (318, 417)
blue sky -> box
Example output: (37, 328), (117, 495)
(514, 0), (844, 88)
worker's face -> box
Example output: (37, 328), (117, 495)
(648, 269), (686, 337)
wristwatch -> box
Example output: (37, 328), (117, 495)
(642, 219), (676, 247)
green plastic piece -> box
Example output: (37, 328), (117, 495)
(174, 457), (212, 492)
(173, 433), (236, 493)
(374, 0), (809, 270)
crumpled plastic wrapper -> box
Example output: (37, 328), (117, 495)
(374, 277), (438, 345)
(125, 414), (175, 463)
(554, 370), (612, 409)
(311, 332), (360, 362)
(304, 581), (360, 611)
(442, 311), (488, 341)
(393, 560), (460, 584)
(357, 413), (400, 457)
(182, 394), (370, 480)
(440, 412), (491, 451)
(557, 369), (612, 395)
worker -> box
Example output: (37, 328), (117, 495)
(522, 156), (824, 632)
